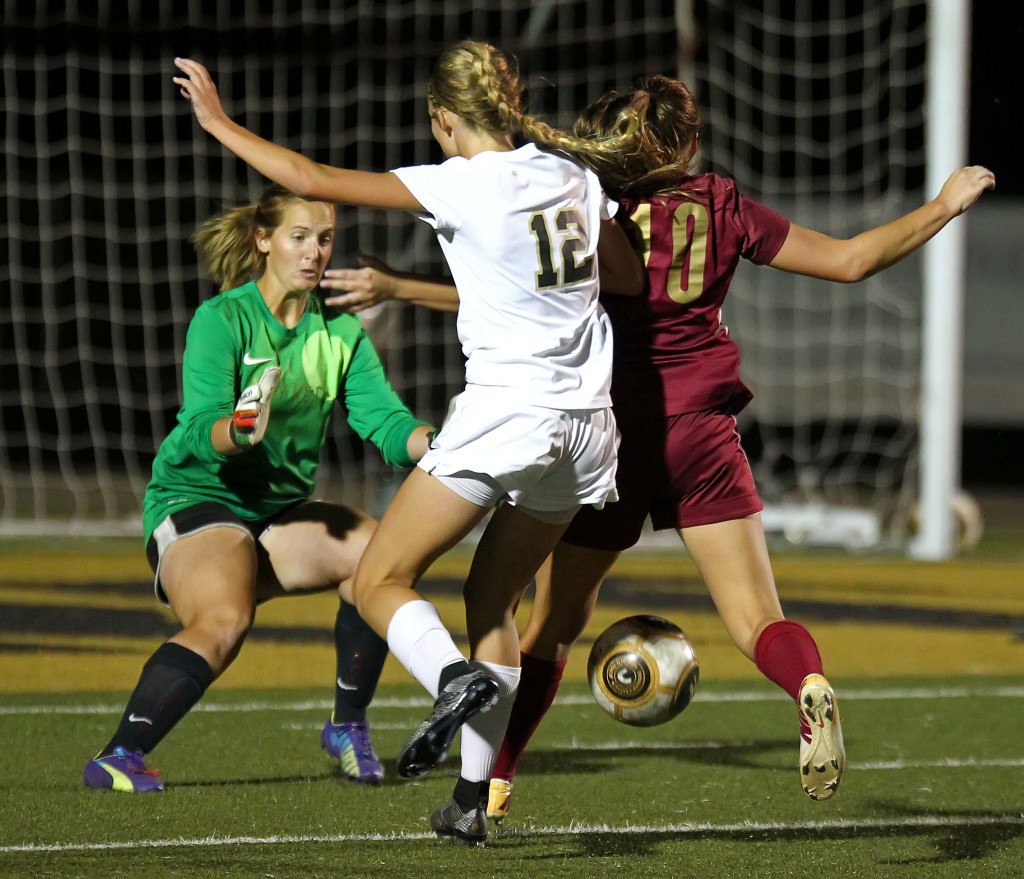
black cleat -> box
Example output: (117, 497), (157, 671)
(396, 671), (499, 778)
(430, 797), (488, 845)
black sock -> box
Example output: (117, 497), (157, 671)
(453, 776), (490, 812)
(438, 659), (474, 693)
(332, 600), (389, 724)
(101, 641), (214, 757)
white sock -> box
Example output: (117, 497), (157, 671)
(385, 600), (465, 699)
(458, 660), (521, 784)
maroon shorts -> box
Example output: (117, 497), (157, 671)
(562, 408), (763, 552)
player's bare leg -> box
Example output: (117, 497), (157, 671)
(427, 503), (572, 841)
(680, 514), (845, 799)
(488, 541), (619, 824)
(161, 526), (260, 674)
(520, 542), (619, 660)
(85, 527), (255, 793)
(260, 503), (387, 783)
(351, 468), (497, 784)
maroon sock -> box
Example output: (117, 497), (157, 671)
(754, 620), (824, 742)
(491, 652), (567, 782)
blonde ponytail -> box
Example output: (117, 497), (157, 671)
(191, 184), (313, 292)
(192, 204), (261, 292)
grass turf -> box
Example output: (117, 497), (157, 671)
(2, 677), (1023, 878)
(2, 527), (1022, 876)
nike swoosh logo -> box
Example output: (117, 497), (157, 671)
(243, 353), (275, 365)
(128, 713), (154, 725)
(336, 677), (358, 691)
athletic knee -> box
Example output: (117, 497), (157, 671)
(185, 604), (254, 658)
(350, 570), (377, 615)
(351, 569), (398, 622)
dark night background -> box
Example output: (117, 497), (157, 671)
(0, 2), (1021, 530)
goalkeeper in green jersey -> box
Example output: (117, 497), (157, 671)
(83, 184), (435, 793)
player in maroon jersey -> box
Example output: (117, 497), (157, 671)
(483, 76), (993, 818)
(319, 75), (994, 815)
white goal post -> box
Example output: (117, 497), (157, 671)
(911, 0), (971, 560)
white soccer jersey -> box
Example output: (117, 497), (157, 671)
(393, 143), (616, 408)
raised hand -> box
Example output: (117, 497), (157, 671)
(172, 57), (228, 130)
(936, 165), (996, 217)
(232, 366), (281, 447)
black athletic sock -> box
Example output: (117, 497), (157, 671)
(438, 659), (474, 693)
(453, 776), (491, 812)
(332, 600), (389, 724)
(101, 641), (214, 757)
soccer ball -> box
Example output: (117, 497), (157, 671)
(587, 614), (699, 727)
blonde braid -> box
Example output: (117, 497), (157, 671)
(471, 48), (518, 132)
(427, 42), (688, 196)
(427, 41), (523, 136)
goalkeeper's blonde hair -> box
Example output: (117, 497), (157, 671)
(192, 185), (332, 292)
(427, 40), (645, 174)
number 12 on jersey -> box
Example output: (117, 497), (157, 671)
(528, 208), (595, 290)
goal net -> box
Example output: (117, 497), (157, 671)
(690, 0), (930, 549)
(0, 0), (680, 535)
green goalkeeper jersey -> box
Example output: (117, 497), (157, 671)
(142, 281), (427, 543)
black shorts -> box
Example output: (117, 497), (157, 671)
(146, 501), (293, 605)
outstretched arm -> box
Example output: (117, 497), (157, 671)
(769, 165), (995, 282)
(321, 254), (460, 313)
(172, 58), (422, 211)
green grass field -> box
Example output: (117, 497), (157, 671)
(1, 525), (1023, 878)
(2, 678), (1023, 878)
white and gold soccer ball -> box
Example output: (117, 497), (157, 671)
(587, 614), (699, 727)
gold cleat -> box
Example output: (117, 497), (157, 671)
(798, 673), (846, 800)
(486, 778), (513, 825)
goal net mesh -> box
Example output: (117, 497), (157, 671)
(693, 0), (928, 546)
(0, 0), (680, 535)
(2, 2), (929, 543)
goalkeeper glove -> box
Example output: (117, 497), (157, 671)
(231, 365), (281, 447)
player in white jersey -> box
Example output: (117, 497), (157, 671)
(174, 40), (644, 843)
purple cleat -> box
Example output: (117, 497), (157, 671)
(83, 747), (164, 793)
(321, 718), (384, 784)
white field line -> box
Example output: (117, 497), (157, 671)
(280, 721), (1024, 770)
(4, 684), (1024, 716)
(4, 813), (1024, 855)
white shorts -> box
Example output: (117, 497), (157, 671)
(417, 388), (620, 520)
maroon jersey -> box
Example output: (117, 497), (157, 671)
(602, 173), (790, 416)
